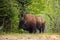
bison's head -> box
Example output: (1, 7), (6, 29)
(19, 17), (28, 30)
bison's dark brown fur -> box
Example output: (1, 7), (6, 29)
(19, 14), (45, 33)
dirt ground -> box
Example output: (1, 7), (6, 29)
(0, 34), (60, 40)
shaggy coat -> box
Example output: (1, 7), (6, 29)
(19, 14), (45, 33)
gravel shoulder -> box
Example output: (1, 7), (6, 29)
(0, 34), (60, 40)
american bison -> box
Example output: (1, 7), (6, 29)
(19, 14), (45, 33)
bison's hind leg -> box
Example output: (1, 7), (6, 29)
(37, 23), (45, 33)
(41, 23), (45, 33)
(36, 23), (41, 33)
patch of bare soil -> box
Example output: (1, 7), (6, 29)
(0, 34), (60, 40)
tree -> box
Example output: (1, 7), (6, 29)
(0, 0), (19, 32)
(17, 0), (32, 17)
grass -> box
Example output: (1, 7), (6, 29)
(0, 32), (60, 35)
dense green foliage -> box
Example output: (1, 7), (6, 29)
(0, 0), (20, 32)
(27, 0), (60, 33)
(0, 0), (60, 33)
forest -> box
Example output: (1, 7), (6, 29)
(0, 0), (60, 33)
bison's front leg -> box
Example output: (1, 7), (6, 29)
(32, 24), (37, 33)
(27, 24), (37, 33)
(41, 23), (45, 33)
